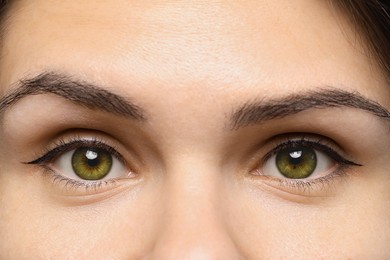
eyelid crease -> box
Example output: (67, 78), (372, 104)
(25, 138), (126, 166)
(262, 138), (362, 168)
(261, 136), (363, 170)
(251, 135), (363, 197)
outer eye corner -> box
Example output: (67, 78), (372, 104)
(27, 138), (134, 195)
(251, 136), (362, 196)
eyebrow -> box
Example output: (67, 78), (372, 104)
(0, 72), (146, 120)
(230, 89), (390, 130)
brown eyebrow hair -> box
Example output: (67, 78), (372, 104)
(0, 72), (146, 120)
(230, 89), (390, 130)
(2, 73), (389, 131)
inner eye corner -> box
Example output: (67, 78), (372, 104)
(256, 136), (350, 183)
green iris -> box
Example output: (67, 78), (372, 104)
(72, 147), (113, 180)
(275, 147), (317, 179)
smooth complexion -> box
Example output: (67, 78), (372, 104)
(0, 0), (389, 258)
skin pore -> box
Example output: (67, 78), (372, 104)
(0, 0), (389, 259)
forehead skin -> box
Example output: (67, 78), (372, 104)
(0, 0), (388, 100)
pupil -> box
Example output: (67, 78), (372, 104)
(86, 157), (100, 167)
(85, 150), (100, 167)
(72, 147), (113, 180)
(289, 151), (303, 165)
(275, 147), (317, 179)
(290, 155), (302, 165)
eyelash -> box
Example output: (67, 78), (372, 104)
(27, 135), (361, 194)
(254, 136), (362, 191)
(27, 137), (127, 191)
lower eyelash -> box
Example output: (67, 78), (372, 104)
(251, 167), (355, 198)
(40, 165), (119, 192)
(26, 136), (126, 192)
(254, 136), (362, 193)
(268, 165), (350, 191)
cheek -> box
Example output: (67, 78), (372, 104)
(0, 169), (162, 258)
(224, 178), (390, 258)
(0, 170), (44, 258)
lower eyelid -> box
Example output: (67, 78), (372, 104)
(247, 137), (362, 196)
(39, 166), (138, 197)
(26, 137), (140, 195)
(249, 165), (353, 198)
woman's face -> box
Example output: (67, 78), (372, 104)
(0, 0), (389, 258)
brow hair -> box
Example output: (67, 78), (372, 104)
(0, 72), (146, 120)
(230, 89), (390, 130)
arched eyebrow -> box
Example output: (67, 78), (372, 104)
(0, 72), (146, 120)
(2, 73), (388, 130)
(230, 89), (390, 130)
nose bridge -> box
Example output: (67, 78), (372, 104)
(150, 159), (240, 259)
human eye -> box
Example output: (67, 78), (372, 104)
(27, 137), (135, 193)
(251, 135), (362, 194)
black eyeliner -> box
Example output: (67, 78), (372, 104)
(25, 138), (125, 165)
(262, 138), (362, 168)
(24, 137), (129, 192)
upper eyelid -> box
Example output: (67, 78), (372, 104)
(28, 134), (360, 171)
(26, 139), (125, 166)
(262, 138), (361, 167)
(262, 138), (328, 161)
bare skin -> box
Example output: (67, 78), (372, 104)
(0, 0), (389, 259)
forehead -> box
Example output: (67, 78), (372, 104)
(0, 0), (386, 100)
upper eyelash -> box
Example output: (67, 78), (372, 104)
(26, 137), (125, 166)
(262, 137), (362, 167)
(252, 136), (363, 193)
(25, 137), (129, 191)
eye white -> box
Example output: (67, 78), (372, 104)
(262, 149), (334, 179)
(52, 148), (127, 181)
